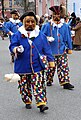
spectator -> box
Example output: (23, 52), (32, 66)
(72, 17), (81, 50)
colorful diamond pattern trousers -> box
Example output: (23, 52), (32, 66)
(18, 71), (47, 107)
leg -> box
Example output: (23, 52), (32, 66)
(18, 74), (32, 108)
(31, 72), (48, 112)
(46, 57), (57, 86)
(57, 53), (74, 90)
(11, 53), (15, 63)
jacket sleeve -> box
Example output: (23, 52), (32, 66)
(65, 25), (72, 50)
(9, 32), (20, 53)
(40, 32), (55, 62)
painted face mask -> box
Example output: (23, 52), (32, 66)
(23, 16), (36, 31)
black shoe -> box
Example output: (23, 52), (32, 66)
(63, 83), (74, 90)
(25, 104), (32, 109)
(47, 81), (52, 86)
(39, 105), (49, 112)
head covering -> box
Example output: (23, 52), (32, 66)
(49, 6), (60, 14)
(20, 11), (37, 22)
(49, 5), (66, 17)
(71, 12), (76, 18)
(76, 17), (80, 21)
(10, 9), (20, 16)
(60, 5), (66, 18)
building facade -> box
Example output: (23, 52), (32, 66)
(68, 0), (81, 17)
(0, 0), (66, 17)
(36, 0), (66, 16)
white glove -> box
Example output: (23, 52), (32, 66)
(16, 45), (24, 53)
(47, 36), (54, 42)
(10, 31), (14, 36)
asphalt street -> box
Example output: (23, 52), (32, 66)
(0, 37), (81, 120)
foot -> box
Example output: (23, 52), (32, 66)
(25, 104), (32, 109)
(47, 81), (52, 86)
(39, 105), (49, 112)
(63, 83), (74, 90)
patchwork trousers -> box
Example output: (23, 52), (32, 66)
(18, 71), (47, 107)
(47, 52), (70, 85)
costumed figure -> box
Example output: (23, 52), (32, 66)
(9, 11), (55, 112)
(41, 5), (74, 90)
(5, 9), (22, 62)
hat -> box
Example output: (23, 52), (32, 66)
(71, 12), (76, 18)
(49, 6), (60, 14)
(60, 5), (66, 17)
(20, 11), (37, 22)
(76, 17), (80, 21)
(10, 9), (20, 16)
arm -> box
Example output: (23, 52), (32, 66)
(72, 23), (81, 31)
(41, 33), (55, 67)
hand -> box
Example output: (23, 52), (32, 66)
(9, 31), (14, 36)
(16, 45), (24, 54)
(48, 62), (55, 68)
(67, 50), (72, 54)
(47, 36), (54, 42)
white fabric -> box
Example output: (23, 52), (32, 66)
(18, 25), (40, 38)
(4, 73), (20, 82)
(47, 36), (54, 42)
(50, 19), (63, 28)
(9, 18), (20, 24)
(9, 31), (14, 35)
(17, 45), (24, 53)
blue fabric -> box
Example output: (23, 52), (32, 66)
(9, 31), (54, 74)
(5, 21), (22, 41)
(41, 22), (72, 55)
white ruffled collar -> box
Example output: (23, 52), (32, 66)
(9, 18), (20, 24)
(18, 25), (40, 38)
(50, 19), (63, 28)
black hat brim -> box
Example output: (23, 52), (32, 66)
(20, 11), (37, 22)
(10, 9), (20, 16)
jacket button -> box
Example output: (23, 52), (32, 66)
(31, 54), (34, 56)
(31, 62), (34, 64)
(32, 46), (34, 48)
(58, 34), (60, 36)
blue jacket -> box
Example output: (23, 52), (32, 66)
(41, 22), (72, 55)
(9, 31), (54, 74)
(5, 20), (22, 41)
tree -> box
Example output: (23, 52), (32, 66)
(1, 0), (4, 17)
(23, 0), (29, 12)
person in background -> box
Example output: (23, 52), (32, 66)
(0, 17), (5, 40)
(39, 15), (45, 30)
(9, 11), (55, 112)
(3, 15), (9, 37)
(41, 5), (74, 90)
(5, 9), (22, 62)
(36, 14), (40, 26)
(72, 17), (81, 50)
(69, 12), (76, 28)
